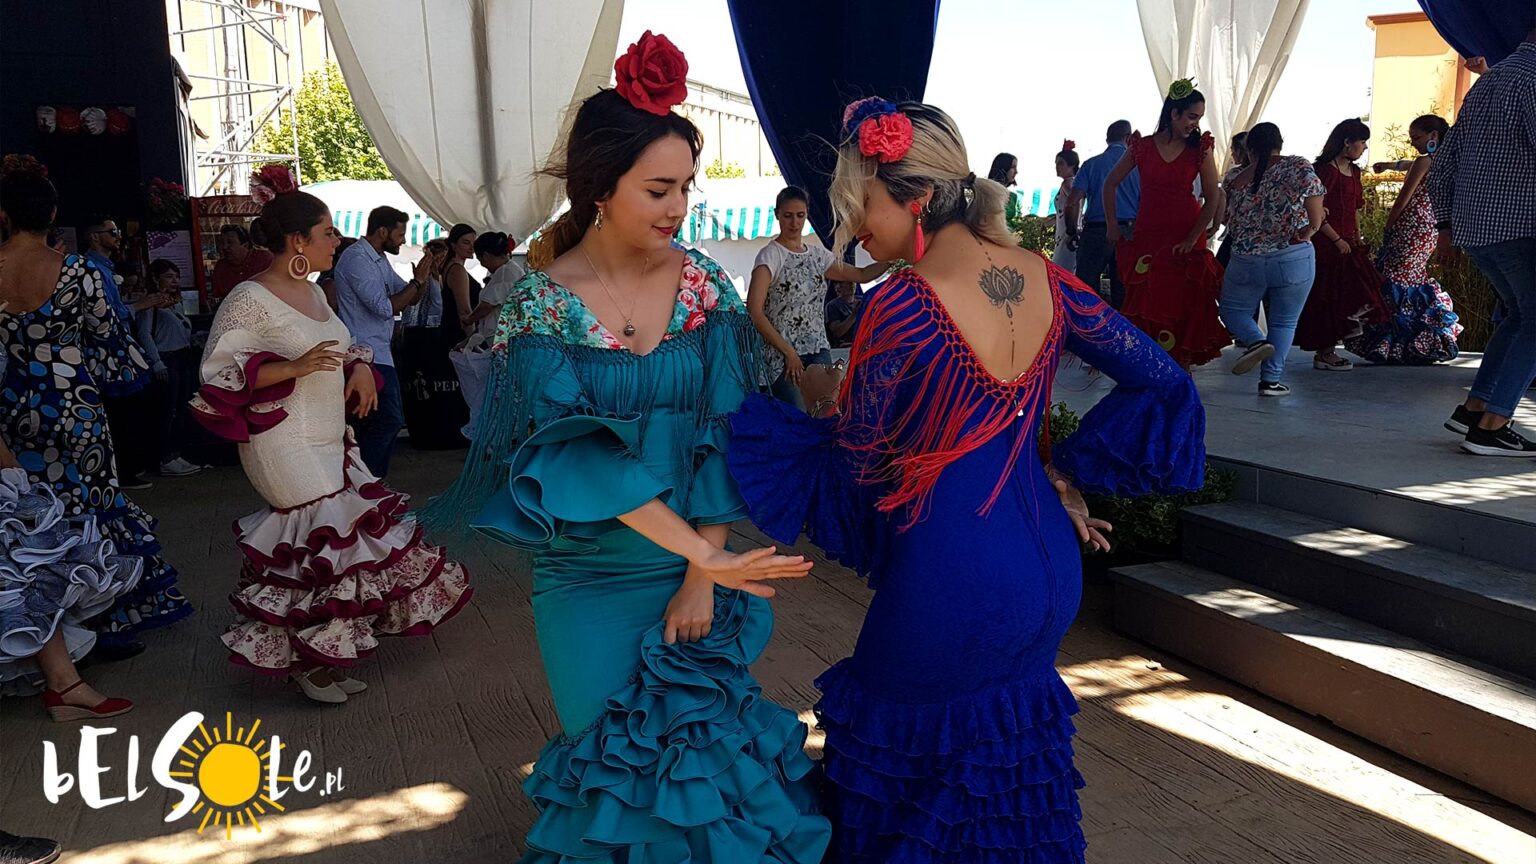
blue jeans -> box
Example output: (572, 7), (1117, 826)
(1466, 238), (1536, 418)
(1220, 243), (1316, 384)
(356, 364), (404, 478)
(770, 349), (833, 411)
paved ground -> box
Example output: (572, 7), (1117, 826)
(0, 445), (1532, 863)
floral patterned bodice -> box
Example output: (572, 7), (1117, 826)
(497, 248), (744, 351)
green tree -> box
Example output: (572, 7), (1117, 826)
(704, 159), (746, 179)
(255, 60), (391, 183)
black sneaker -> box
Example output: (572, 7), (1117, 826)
(119, 474), (153, 491)
(1444, 404), (1484, 435)
(1258, 381), (1291, 397)
(1461, 424), (1536, 457)
(0, 830), (61, 864)
(1231, 341), (1275, 376)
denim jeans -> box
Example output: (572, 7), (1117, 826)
(1466, 238), (1536, 418)
(155, 348), (197, 464)
(1075, 221), (1134, 309)
(355, 363), (404, 478)
(1220, 243), (1316, 384)
(769, 349), (833, 411)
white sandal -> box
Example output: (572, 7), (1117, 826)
(293, 671), (348, 704)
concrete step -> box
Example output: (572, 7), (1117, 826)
(1209, 455), (1536, 573)
(1111, 561), (1536, 814)
(1181, 500), (1536, 680)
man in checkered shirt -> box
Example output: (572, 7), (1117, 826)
(1433, 20), (1536, 457)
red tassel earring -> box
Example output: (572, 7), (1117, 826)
(909, 200), (926, 262)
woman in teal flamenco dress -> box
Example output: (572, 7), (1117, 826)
(423, 33), (830, 862)
(725, 99), (1206, 862)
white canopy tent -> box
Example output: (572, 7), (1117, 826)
(1136, 0), (1312, 170)
(318, 0), (626, 238)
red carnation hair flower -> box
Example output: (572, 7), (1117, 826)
(858, 113), (914, 164)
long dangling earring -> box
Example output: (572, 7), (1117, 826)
(288, 250), (311, 279)
(594, 206), (604, 231)
(909, 201), (926, 263)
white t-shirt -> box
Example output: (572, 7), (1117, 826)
(474, 260), (528, 338)
(753, 240), (835, 381)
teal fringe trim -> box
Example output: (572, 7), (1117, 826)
(419, 308), (762, 550)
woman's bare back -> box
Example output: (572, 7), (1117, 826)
(0, 242), (66, 315)
(912, 226), (1055, 382)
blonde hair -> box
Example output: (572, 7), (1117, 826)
(830, 101), (1013, 255)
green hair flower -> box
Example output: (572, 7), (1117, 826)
(1167, 78), (1197, 101)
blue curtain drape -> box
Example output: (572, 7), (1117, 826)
(726, 0), (942, 244)
(1417, 1), (1531, 66)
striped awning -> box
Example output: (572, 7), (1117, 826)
(330, 209), (448, 246)
(681, 203), (813, 243)
(681, 186), (1058, 243)
(326, 185), (1058, 247)
(1013, 185), (1059, 218)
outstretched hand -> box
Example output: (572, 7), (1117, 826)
(692, 546), (812, 598)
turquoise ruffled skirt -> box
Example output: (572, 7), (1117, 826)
(520, 568), (829, 862)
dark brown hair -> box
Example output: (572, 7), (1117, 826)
(0, 156), (57, 232)
(532, 89), (701, 267)
(249, 191), (330, 253)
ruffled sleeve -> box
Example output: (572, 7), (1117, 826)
(189, 286), (293, 442)
(728, 394), (878, 577)
(76, 257), (150, 396)
(727, 277), (909, 579)
(1050, 269), (1206, 495)
(686, 258), (759, 525)
(455, 330), (670, 553)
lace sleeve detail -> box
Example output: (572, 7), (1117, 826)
(1050, 269), (1206, 495)
(191, 288), (293, 442)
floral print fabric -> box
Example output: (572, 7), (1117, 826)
(1223, 156), (1326, 257)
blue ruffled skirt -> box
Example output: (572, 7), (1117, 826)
(728, 395), (1095, 863)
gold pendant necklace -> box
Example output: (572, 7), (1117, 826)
(581, 247), (648, 337)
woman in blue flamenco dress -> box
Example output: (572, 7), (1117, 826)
(423, 32), (830, 863)
(727, 99), (1206, 863)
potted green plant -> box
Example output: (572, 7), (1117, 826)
(1048, 402), (1235, 579)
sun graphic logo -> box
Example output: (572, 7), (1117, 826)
(43, 709), (343, 840)
(168, 713), (288, 838)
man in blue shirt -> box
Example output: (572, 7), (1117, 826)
(84, 216), (140, 327)
(333, 205), (431, 478)
(1066, 121), (1141, 308)
(85, 215), (162, 491)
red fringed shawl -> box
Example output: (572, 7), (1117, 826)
(835, 258), (1116, 527)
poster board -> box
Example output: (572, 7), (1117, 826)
(188, 195), (262, 310)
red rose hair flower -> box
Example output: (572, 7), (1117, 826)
(858, 113), (914, 164)
(250, 164), (298, 205)
(614, 31), (689, 116)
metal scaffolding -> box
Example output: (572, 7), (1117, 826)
(172, 0), (302, 195)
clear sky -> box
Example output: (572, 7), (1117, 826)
(619, 0), (1424, 189)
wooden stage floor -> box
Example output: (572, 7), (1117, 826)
(0, 448), (1531, 863)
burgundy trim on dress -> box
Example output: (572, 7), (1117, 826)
(192, 351), (296, 442)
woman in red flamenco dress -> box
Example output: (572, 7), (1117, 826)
(1296, 119), (1387, 371)
(1103, 81), (1229, 367)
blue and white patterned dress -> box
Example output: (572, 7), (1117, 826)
(0, 254), (190, 635)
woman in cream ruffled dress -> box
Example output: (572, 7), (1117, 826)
(194, 168), (472, 704)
